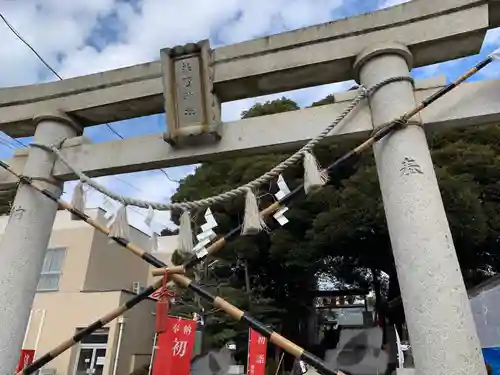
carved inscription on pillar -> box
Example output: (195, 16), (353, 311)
(161, 40), (221, 147)
(400, 156), (423, 176)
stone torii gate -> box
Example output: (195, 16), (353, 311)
(0, 0), (499, 373)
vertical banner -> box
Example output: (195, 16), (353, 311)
(16, 349), (35, 372)
(152, 317), (197, 375)
(247, 328), (267, 375)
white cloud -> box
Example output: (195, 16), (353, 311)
(0, 0), (348, 82)
(0, 0), (361, 231)
(0, 0), (119, 86)
(0, 0), (380, 231)
(217, 0), (343, 45)
(63, 165), (197, 233)
(3, 0), (466, 232)
(377, 0), (411, 9)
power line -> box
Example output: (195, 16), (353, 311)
(1, 13), (176, 231)
(0, 136), (19, 151)
(159, 168), (180, 183)
(0, 12), (121, 141)
(0, 14), (47, 148)
(63, 181), (167, 228)
(0, 16), (29, 149)
(7, 136), (27, 148)
(0, 132), (27, 149)
(0, 12), (179, 187)
(0, 13), (62, 80)
(106, 125), (124, 139)
(113, 175), (144, 194)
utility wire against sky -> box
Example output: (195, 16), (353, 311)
(0, 12), (179, 186)
(0, 12), (122, 139)
(0, 12), (28, 151)
(60, 181), (167, 227)
(0, 135), (19, 151)
(0, 11), (180, 229)
(3, 134), (26, 148)
(0, 13), (61, 80)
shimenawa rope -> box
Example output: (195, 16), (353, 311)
(30, 76), (413, 211)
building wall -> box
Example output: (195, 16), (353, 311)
(117, 292), (156, 374)
(129, 354), (151, 372)
(83, 209), (152, 292)
(468, 276), (500, 373)
(0, 210), (97, 294)
(49, 225), (96, 293)
(25, 290), (157, 375)
(470, 275), (500, 349)
(83, 230), (150, 292)
(10, 209), (176, 375)
(25, 291), (122, 375)
(146, 236), (177, 287)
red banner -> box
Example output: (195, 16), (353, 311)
(152, 317), (197, 375)
(16, 349), (35, 372)
(247, 329), (267, 375)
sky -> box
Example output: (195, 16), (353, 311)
(0, 0), (499, 235)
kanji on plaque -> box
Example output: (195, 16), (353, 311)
(247, 329), (268, 375)
(152, 317), (197, 375)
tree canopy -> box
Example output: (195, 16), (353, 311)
(168, 93), (500, 361)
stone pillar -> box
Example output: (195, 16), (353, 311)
(353, 43), (486, 375)
(0, 111), (80, 373)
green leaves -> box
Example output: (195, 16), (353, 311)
(169, 92), (500, 351)
(241, 97), (299, 118)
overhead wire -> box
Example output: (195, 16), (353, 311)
(0, 14), (39, 148)
(159, 168), (180, 183)
(0, 136), (19, 151)
(0, 11), (179, 200)
(0, 13), (61, 80)
(0, 12), (123, 141)
(0, 132), (27, 149)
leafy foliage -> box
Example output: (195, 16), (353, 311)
(160, 227), (179, 236)
(170, 98), (304, 361)
(168, 92), (500, 361)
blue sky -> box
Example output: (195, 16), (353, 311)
(0, 0), (499, 233)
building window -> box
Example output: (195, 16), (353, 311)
(37, 247), (66, 291)
(78, 328), (109, 344)
(75, 329), (109, 375)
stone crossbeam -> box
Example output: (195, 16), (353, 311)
(0, 0), (494, 137)
(0, 75), (499, 188)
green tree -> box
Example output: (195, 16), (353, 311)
(170, 98), (305, 361)
(306, 124), (500, 325)
(160, 227), (179, 236)
(310, 94), (336, 107)
(169, 92), (500, 360)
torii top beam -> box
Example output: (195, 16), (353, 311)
(0, 0), (496, 138)
(0, 0), (497, 195)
